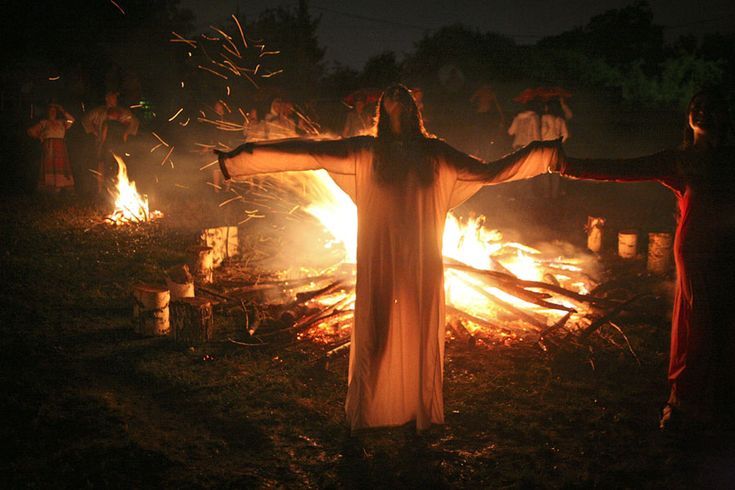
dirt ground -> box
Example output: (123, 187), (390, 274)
(2, 180), (735, 489)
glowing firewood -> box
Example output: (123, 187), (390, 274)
(191, 246), (214, 284)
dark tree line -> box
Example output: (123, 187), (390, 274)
(1, 0), (732, 194)
(3, 1), (731, 118)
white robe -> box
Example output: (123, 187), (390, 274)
(221, 136), (559, 431)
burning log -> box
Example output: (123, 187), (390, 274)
(171, 297), (214, 344)
(260, 290), (355, 339)
(106, 155), (162, 225)
(293, 280), (345, 304)
(325, 338), (351, 358)
(447, 317), (476, 345)
(538, 311), (573, 339)
(579, 293), (652, 339)
(165, 264), (195, 299)
(132, 284), (170, 336)
(453, 274), (548, 331)
(191, 246), (214, 284)
(201, 226), (238, 267)
(446, 261), (611, 308)
(445, 305), (505, 332)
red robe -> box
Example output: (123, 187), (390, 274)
(563, 147), (735, 419)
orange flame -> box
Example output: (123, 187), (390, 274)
(106, 155), (163, 225)
(274, 170), (595, 343)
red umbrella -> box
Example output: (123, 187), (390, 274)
(343, 88), (382, 106)
(512, 87), (542, 104)
(536, 86), (572, 101)
(513, 86), (572, 104)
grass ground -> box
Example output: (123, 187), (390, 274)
(2, 184), (734, 489)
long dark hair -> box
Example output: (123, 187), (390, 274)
(546, 98), (564, 118)
(682, 88), (732, 149)
(373, 84), (436, 186)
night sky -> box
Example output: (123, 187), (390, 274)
(181, 0), (735, 68)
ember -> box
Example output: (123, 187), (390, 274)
(106, 155), (163, 225)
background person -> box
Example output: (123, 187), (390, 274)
(27, 103), (76, 193)
(81, 91), (139, 194)
(559, 89), (735, 433)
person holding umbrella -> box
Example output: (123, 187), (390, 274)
(342, 91), (374, 138)
(508, 90), (542, 151)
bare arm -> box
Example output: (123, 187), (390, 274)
(217, 137), (361, 181)
(451, 139), (562, 184)
(560, 98), (573, 120)
(81, 107), (104, 137)
(120, 110), (139, 141)
(27, 121), (42, 140)
(561, 150), (678, 183)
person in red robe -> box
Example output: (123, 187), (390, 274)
(216, 84), (562, 432)
(559, 89), (734, 432)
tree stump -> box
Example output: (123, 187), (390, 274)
(585, 216), (605, 253)
(647, 232), (673, 274)
(201, 226), (238, 267)
(191, 246), (214, 284)
(165, 264), (195, 299)
(171, 297), (214, 344)
(132, 283), (170, 336)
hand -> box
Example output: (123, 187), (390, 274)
(213, 148), (240, 181)
(213, 142), (255, 161)
(213, 148), (228, 163)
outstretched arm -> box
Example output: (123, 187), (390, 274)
(451, 139), (561, 184)
(217, 137), (360, 181)
(561, 150), (677, 183)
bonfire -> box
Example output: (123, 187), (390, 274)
(106, 155), (163, 225)
(207, 169), (611, 352)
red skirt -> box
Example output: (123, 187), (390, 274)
(40, 138), (74, 190)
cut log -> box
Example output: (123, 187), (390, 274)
(647, 232), (673, 274)
(200, 226), (238, 267)
(171, 297), (214, 344)
(165, 264), (195, 299)
(617, 229), (638, 259)
(585, 216), (605, 253)
(191, 246), (214, 284)
(132, 283), (170, 336)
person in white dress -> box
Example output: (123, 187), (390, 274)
(27, 103), (76, 192)
(216, 85), (561, 432)
(508, 101), (541, 150)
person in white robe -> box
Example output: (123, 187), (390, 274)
(217, 85), (561, 432)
